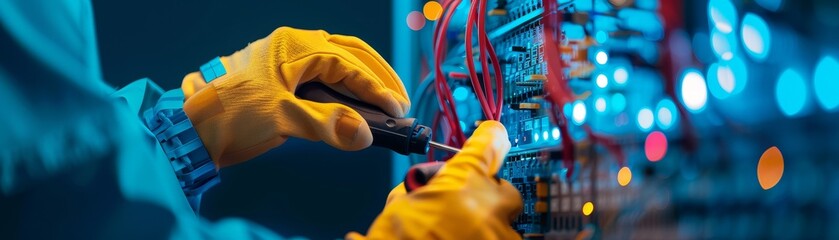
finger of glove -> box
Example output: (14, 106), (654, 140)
(182, 71), (209, 100)
(344, 232), (367, 240)
(494, 180), (524, 223)
(327, 34), (411, 114)
(443, 121), (511, 177)
(276, 97), (373, 151)
(386, 182), (408, 206)
(284, 51), (406, 118)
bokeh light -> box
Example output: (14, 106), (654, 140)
(406, 11), (426, 31)
(534, 132), (540, 142)
(614, 67), (629, 85)
(708, 0), (738, 34)
(775, 69), (808, 116)
(552, 127), (560, 140)
(595, 30), (609, 44)
(582, 201), (594, 216)
(612, 93), (627, 113)
(814, 56), (839, 111)
(596, 74), (609, 88)
(637, 108), (654, 131)
(543, 130), (548, 141)
(741, 13), (771, 61)
(757, 146), (784, 190)
(656, 98), (678, 130)
(645, 131), (668, 162)
(711, 29), (736, 60)
(423, 1), (443, 21)
(680, 69), (708, 112)
(453, 86), (469, 101)
(756, 0), (783, 11)
(617, 167), (632, 187)
(707, 57), (748, 99)
(595, 97), (607, 113)
(595, 50), (609, 65)
(572, 100), (587, 125)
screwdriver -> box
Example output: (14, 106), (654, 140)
(295, 82), (460, 155)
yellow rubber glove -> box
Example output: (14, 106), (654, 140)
(180, 27), (411, 167)
(347, 121), (523, 240)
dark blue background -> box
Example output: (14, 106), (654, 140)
(93, 1), (394, 238)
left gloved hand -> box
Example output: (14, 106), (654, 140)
(346, 121), (523, 240)
(179, 27), (410, 167)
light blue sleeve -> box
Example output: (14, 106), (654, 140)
(0, 0), (303, 238)
(111, 79), (297, 240)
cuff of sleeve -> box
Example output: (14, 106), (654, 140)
(144, 89), (220, 213)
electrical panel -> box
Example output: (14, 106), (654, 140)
(408, 0), (839, 239)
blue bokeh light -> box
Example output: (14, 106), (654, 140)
(756, 0), (783, 12)
(453, 86), (469, 101)
(656, 98), (679, 130)
(775, 69), (808, 116)
(595, 30), (609, 44)
(707, 57), (748, 99)
(612, 93), (627, 113)
(814, 56), (839, 111)
(708, 0), (738, 34)
(711, 29), (737, 60)
(741, 13), (771, 61)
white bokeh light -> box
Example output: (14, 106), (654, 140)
(572, 101), (587, 125)
(680, 70), (708, 112)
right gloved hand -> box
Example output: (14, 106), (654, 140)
(180, 27), (410, 167)
(346, 121), (523, 240)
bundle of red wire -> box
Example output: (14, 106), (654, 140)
(428, 0), (504, 161)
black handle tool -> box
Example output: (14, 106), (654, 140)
(295, 82), (460, 155)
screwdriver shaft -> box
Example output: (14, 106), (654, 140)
(429, 141), (461, 153)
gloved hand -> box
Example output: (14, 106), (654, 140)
(180, 27), (410, 167)
(346, 121), (523, 240)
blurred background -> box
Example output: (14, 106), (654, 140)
(93, 1), (394, 238)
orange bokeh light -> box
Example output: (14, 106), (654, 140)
(757, 146), (784, 190)
(423, 1), (443, 21)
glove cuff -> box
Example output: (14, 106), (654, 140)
(144, 90), (220, 213)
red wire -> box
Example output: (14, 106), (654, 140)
(483, 31), (504, 117)
(434, 0), (466, 146)
(431, 0), (505, 155)
(476, 0), (497, 118)
(464, 0), (495, 120)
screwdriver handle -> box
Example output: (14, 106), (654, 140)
(295, 82), (431, 155)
